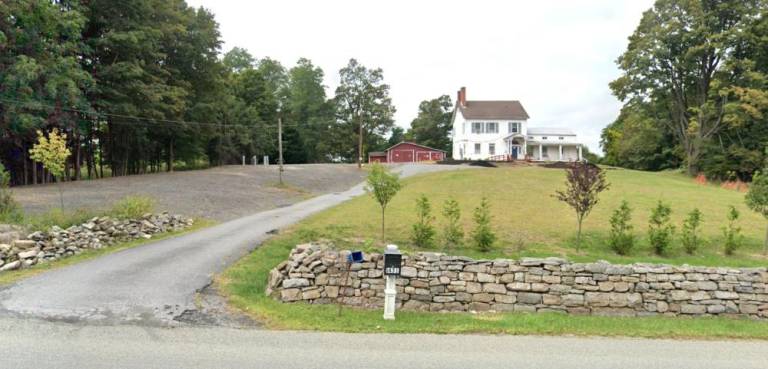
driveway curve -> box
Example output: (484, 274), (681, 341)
(0, 164), (473, 325)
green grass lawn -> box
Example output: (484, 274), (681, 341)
(0, 218), (214, 286)
(219, 165), (768, 339)
(298, 165), (768, 267)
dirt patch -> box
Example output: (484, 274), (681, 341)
(12, 164), (366, 221)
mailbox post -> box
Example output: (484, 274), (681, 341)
(383, 244), (402, 320)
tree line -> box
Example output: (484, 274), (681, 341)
(601, 0), (768, 181)
(1, 0), (456, 186)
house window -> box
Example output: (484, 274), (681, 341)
(486, 122), (498, 133)
(489, 143), (495, 155)
(542, 136), (548, 140)
(508, 122), (520, 134)
(474, 143), (481, 154)
(542, 146), (549, 157)
(471, 122), (484, 134)
(559, 136), (564, 140)
(528, 136), (534, 139)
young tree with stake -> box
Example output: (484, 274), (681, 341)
(29, 129), (71, 209)
(365, 163), (401, 242)
(554, 162), (609, 252)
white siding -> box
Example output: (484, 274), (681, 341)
(451, 108), (528, 160)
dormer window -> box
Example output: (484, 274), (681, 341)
(542, 136), (548, 140)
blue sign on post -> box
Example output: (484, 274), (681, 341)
(347, 250), (364, 263)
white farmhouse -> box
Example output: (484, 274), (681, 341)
(451, 87), (583, 161)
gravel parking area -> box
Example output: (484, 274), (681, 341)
(12, 164), (366, 221)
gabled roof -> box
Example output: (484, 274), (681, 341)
(527, 127), (576, 136)
(385, 141), (446, 152)
(457, 100), (529, 120)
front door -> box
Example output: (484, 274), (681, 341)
(511, 146), (519, 159)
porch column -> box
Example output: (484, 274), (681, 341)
(578, 145), (582, 161)
(538, 144), (543, 161)
(558, 145), (563, 161)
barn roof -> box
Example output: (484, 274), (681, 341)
(386, 141), (446, 152)
(368, 151), (386, 156)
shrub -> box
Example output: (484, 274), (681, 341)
(681, 208), (703, 254)
(0, 162), (23, 223)
(723, 205), (743, 256)
(411, 194), (435, 248)
(110, 196), (156, 219)
(608, 200), (634, 255)
(745, 170), (768, 254)
(471, 196), (496, 252)
(648, 200), (674, 255)
(442, 198), (463, 248)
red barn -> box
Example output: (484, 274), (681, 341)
(368, 142), (446, 163)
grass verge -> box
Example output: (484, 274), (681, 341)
(220, 229), (768, 340)
(0, 218), (215, 286)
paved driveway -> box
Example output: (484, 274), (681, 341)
(0, 164), (472, 325)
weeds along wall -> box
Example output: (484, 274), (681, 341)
(268, 244), (768, 319)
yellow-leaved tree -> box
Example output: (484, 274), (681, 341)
(29, 128), (71, 209)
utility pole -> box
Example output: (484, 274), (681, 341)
(357, 114), (363, 169)
(278, 115), (284, 185)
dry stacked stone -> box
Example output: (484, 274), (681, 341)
(268, 244), (768, 319)
(0, 213), (193, 272)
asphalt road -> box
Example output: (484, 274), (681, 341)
(0, 164), (471, 325)
(3, 317), (767, 369)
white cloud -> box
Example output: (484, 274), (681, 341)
(186, 0), (654, 153)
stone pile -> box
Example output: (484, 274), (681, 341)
(0, 213), (193, 272)
(268, 244), (768, 319)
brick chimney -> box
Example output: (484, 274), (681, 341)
(457, 86), (466, 107)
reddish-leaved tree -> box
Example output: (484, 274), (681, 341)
(554, 162), (610, 252)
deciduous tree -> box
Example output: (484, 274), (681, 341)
(365, 163), (401, 242)
(334, 59), (395, 167)
(29, 129), (71, 209)
(610, 0), (766, 175)
(554, 162), (609, 251)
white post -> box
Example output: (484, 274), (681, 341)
(242, 155), (245, 166)
(578, 145), (583, 161)
(263, 155), (269, 167)
(252, 156), (257, 166)
(538, 145), (543, 161)
(383, 274), (396, 320)
(558, 145), (563, 161)
(383, 244), (399, 320)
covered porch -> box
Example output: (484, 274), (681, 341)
(526, 142), (582, 162)
(503, 135), (526, 160)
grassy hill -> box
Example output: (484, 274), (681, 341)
(297, 165), (768, 267)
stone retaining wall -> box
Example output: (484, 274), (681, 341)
(267, 244), (768, 319)
(0, 213), (193, 272)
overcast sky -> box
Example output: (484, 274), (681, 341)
(186, 0), (655, 154)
